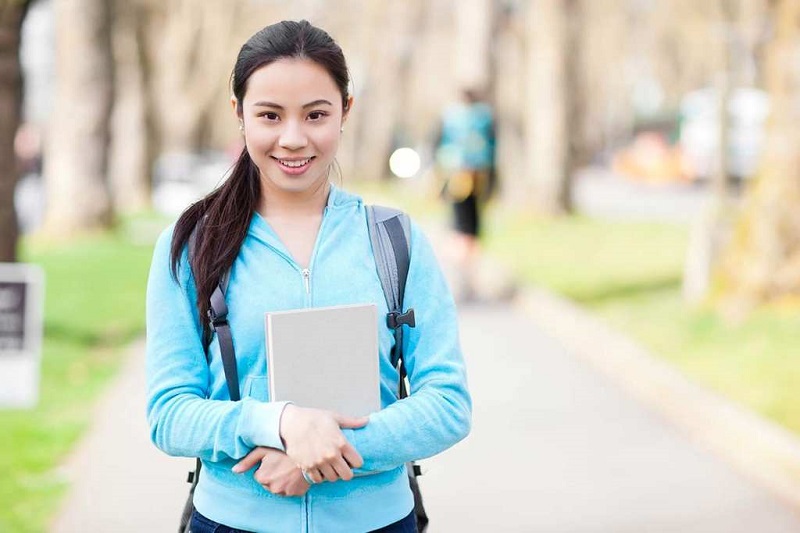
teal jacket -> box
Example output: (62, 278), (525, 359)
(145, 185), (472, 532)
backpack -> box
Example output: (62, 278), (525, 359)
(178, 205), (429, 533)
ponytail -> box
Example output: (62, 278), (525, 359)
(170, 147), (260, 339)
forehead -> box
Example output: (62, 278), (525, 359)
(242, 58), (341, 107)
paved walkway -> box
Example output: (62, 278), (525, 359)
(51, 301), (800, 532)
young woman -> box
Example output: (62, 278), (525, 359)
(146, 20), (471, 533)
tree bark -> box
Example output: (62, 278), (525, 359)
(108, 0), (150, 214)
(718, 0), (800, 310)
(683, 0), (739, 304)
(145, 0), (242, 155)
(494, 6), (529, 206)
(454, 0), (493, 92)
(43, 0), (114, 235)
(0, 0), (29, 261)
(526, 0), (581, 215)
(349, 0), (421, 181)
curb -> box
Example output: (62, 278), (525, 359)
(516, 286), (800, 513)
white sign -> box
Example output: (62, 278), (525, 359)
(0, 263), (44, 408)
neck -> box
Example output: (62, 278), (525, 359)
(258, 180), (331, 220)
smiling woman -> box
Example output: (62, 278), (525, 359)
(145, 19), (471, 533)
(237, 60), (352, 201)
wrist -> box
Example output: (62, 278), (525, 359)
(278, 402), (296, 450)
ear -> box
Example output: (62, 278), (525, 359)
(342, 96), (354, 124)
(231, 95), (242, 119)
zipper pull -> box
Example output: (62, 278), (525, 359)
(301, 269), (311, 295)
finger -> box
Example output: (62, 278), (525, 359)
(318, 463), (338, 482)
(341, 444), (364, 469)
(308, 468), (324, 484)
(300, 468), (315, 485)
(260, 483), (280, 496)
(232, 448), (267, 473)
(334, 414), (369, 429)
(330, 455), (354, 481)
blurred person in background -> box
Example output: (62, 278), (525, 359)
(14, 122), (43, 177)
(146, 20), (471, 533)
(434, 88), (496, 301)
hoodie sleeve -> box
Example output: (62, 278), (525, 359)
(145, 226), (290, 461)
(342, 221), (472, 473)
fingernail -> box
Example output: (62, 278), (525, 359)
(232, 464), (243, 473)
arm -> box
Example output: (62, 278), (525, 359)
(145, 227), (289, 461)
(342, 222), (472, 473)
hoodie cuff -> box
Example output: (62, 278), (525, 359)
(240, 399), (292, 452)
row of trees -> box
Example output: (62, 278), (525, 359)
(1, 0), (798, 306)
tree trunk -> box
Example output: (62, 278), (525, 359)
(0, 0), (29, 261)
(494, 7), (529, 206)
(349, 1), (420, 181)
(43, 0), (114, 235)
(526, 0), (579, 214)
(718, 0), (800, 310)
(108, 0), (150, 214)
(455, 0), (493, 92)
(683, 0), (738, 304)
(145, 0), (242, 155)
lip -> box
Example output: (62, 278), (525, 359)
(272, 156), (315, 176)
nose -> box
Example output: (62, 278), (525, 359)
(278, 120), (308, 151)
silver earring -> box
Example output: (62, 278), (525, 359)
(239, 122), (244, 133)
(340, 127), (344, 133)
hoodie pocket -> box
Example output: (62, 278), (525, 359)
(243, 375), (269, 402)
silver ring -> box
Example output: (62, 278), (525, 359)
(301, 468), (315, 485)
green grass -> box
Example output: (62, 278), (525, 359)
(0, 219), (163, 532)
(484, 208), (800, 435)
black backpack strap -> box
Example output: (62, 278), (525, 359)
(185, 223), (240, 507)
(188, 223), (240, 401)
(208, 284), (240, 401)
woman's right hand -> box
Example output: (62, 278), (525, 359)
(279, 404), (368, 482)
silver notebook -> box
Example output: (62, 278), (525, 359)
(265, 303), (380, 417)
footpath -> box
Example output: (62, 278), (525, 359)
(51, 301), (800, 532)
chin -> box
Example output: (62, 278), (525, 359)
(270, 174), (328, 194)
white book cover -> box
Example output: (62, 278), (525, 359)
(265, 303), (381, 417)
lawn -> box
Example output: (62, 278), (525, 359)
(483, 207), (800, 436)
(0, 219), (162, 532)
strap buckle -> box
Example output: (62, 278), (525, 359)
(207, 308), (228, 332)
(387, 308), (415, 329)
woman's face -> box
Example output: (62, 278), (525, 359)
(238, 58), (350, 198)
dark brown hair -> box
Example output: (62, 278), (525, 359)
(169, 20), (350, 338)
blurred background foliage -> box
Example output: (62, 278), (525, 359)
(2, 0), (800, 530)
(2, 0), (798, 309)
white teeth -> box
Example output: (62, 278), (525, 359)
(279, 158), (311, 168)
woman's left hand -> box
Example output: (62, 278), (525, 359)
(233, 447), (310, 497)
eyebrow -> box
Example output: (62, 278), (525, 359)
(252, 99), (333, 110)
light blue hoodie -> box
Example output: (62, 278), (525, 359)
(145, 185), (472, 532)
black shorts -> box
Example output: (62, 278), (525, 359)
(452, 193), (479, 237)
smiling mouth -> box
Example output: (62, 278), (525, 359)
(273, 157), (315, 169)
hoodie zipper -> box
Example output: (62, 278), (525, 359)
(301, 268), (311, 304)
(299, 206), (330, 307)
(302, 493), (309, 533)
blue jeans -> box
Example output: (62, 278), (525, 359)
(371, 510), (417, 533)
(190, 508), (417, 533)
